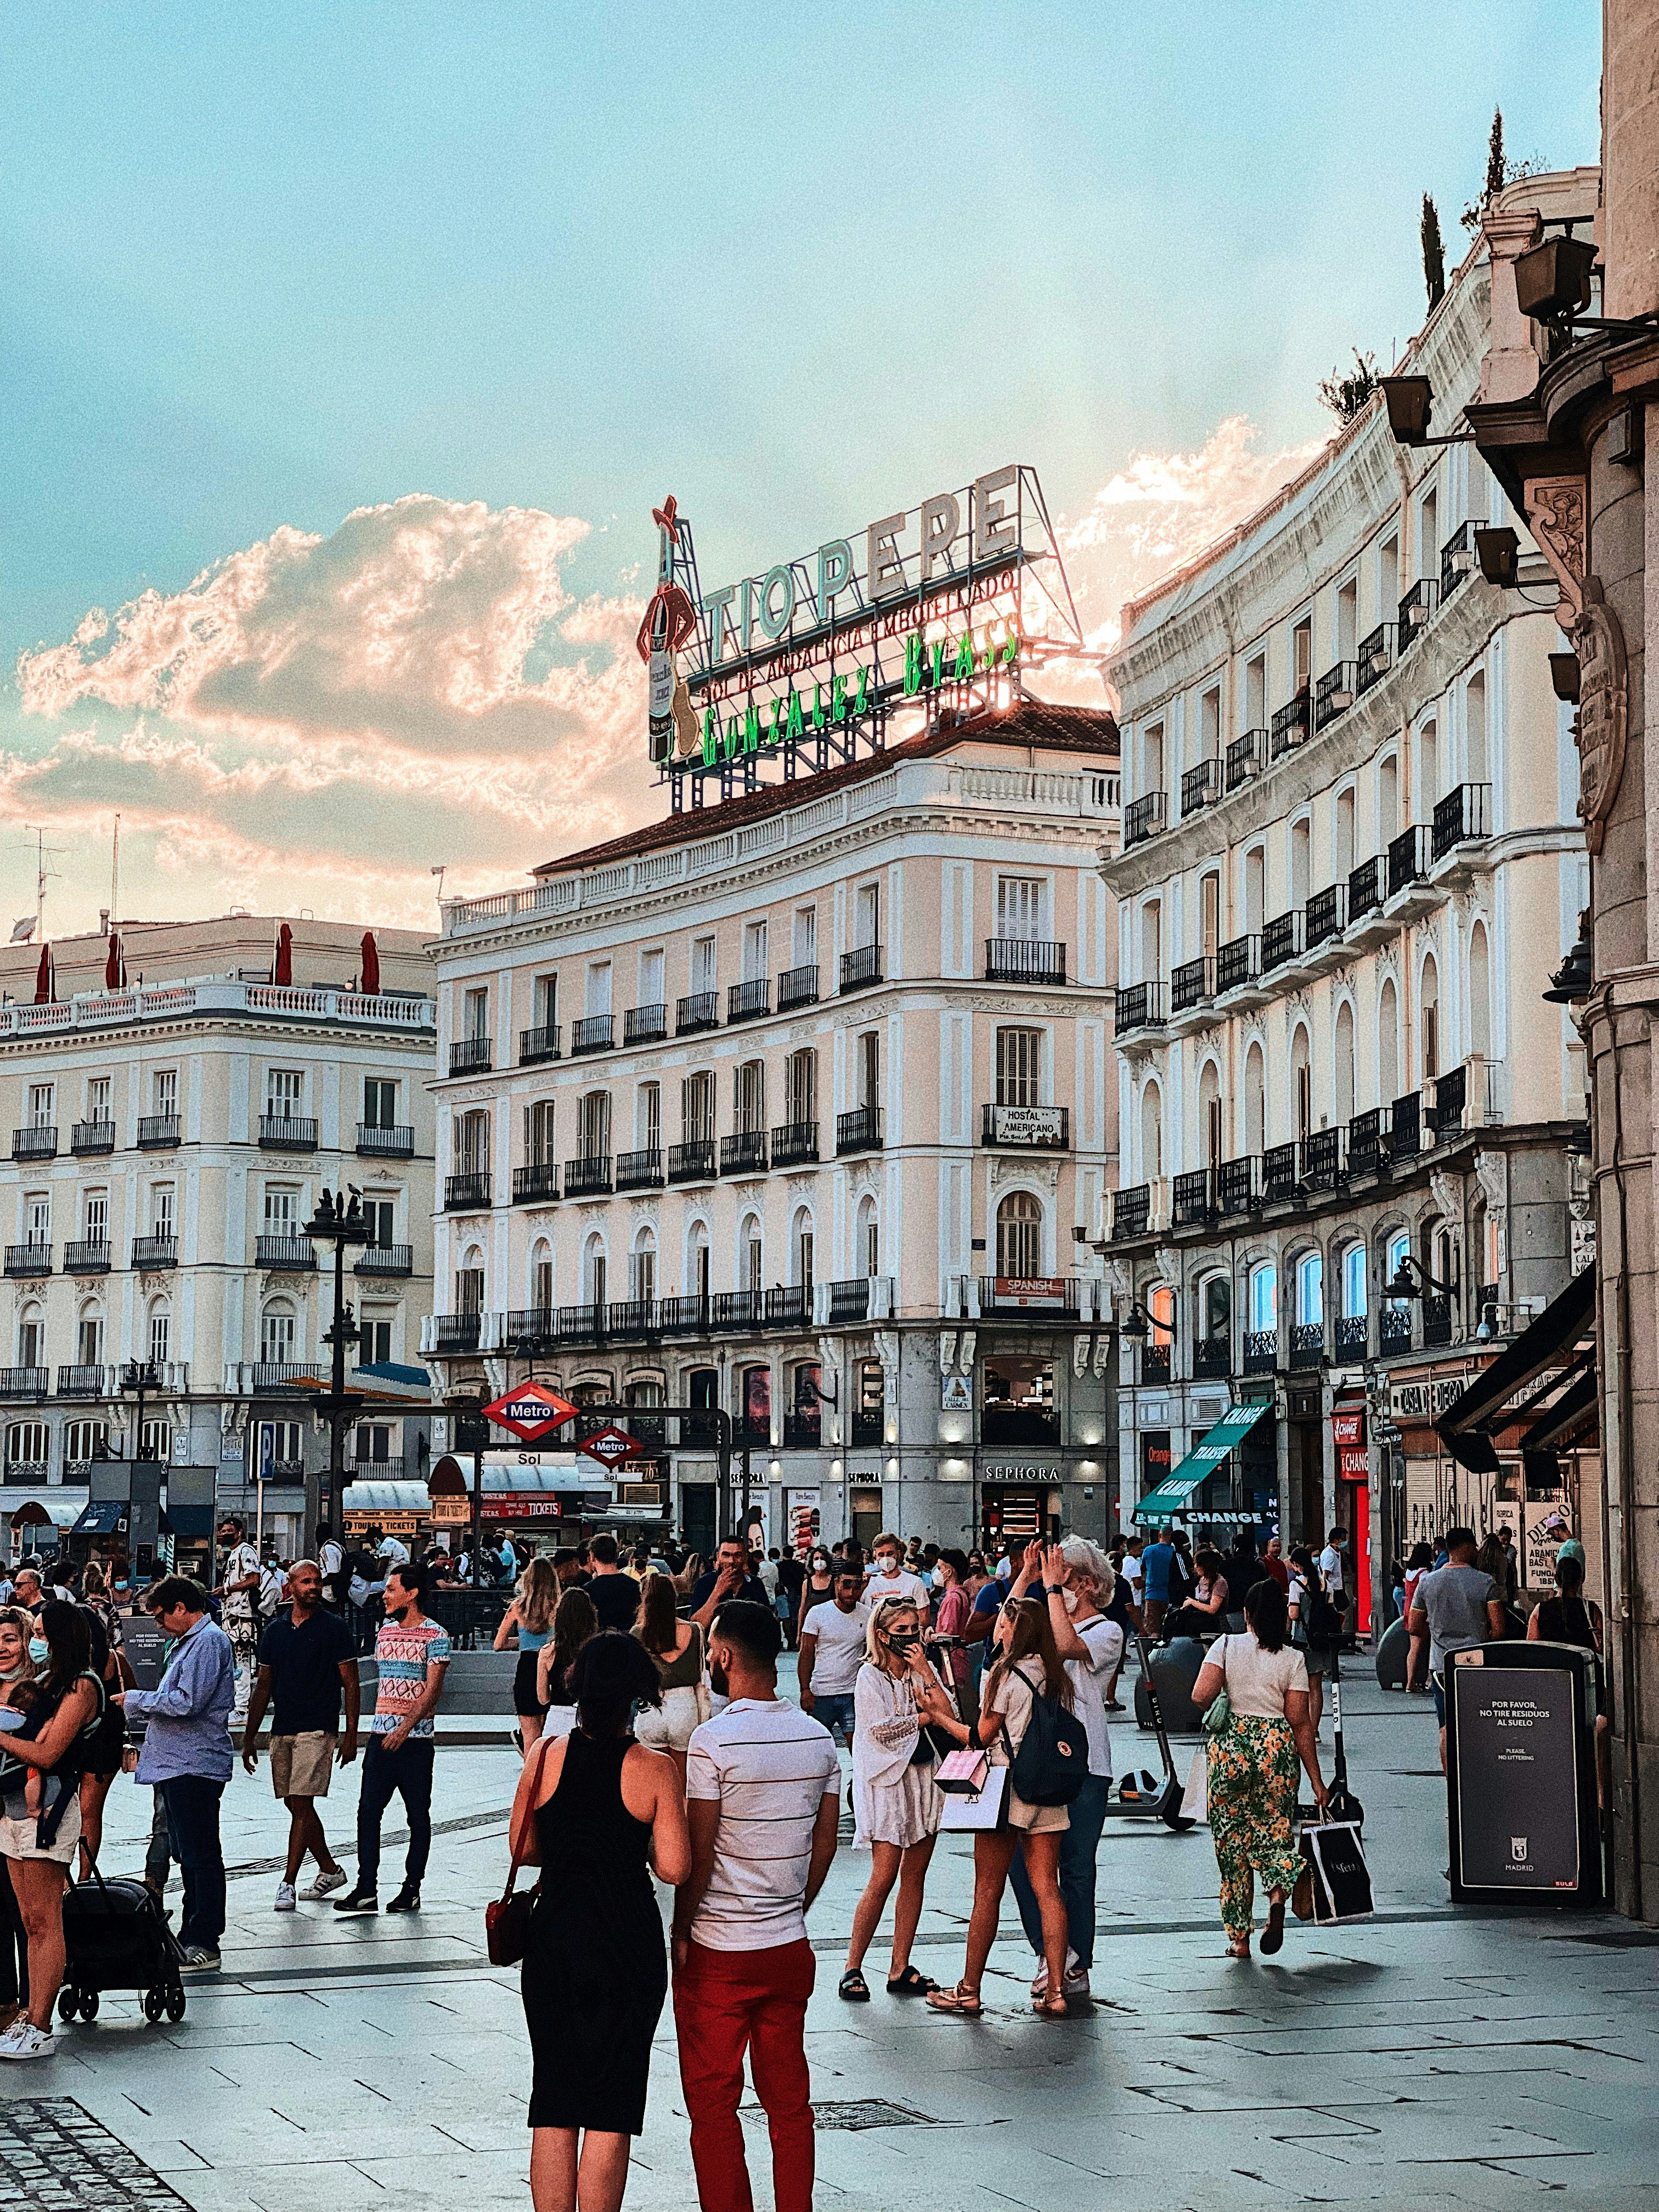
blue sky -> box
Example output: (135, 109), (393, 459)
(2, 1), (1601, 928)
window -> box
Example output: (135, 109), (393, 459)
(76, 1310), (103, 1365)
(532, 1244), (553, 1312)
(996, 876), (1044, 941)
(363, 1078), (398, 1129)
(455, 1109), (489, 1170)
(1245, 1043), (1266, 1155)
(858, 1030), (879, 1109)
(734, 1061), (765, 1133)
(455, 1262), (484, 1316)
(690, 1228), (710, 1301)
(360, 1311), (394, 1365)
(1142, 720), (1165, 793)
(855, 882), (880, 948)
(793, 907), (817, 964)
(84, 1189), (109, 1242)
(1379, 533), (1398, 614)
(1294, 1250), (1323, 1326)
(639, 1081), (662, 1152)
(267, 1069), (303, 1115)
(463, 988), (488, 1040)
(25, 1193), (50, 1245)
(682, 1071), (713, 1144)
(585, 1234), (607, 1306)
(742, 920), (768, 980)
(263, 1184), (299, 1232)
(1335, 788), (1356, 877)
(796, 1219), (815, 1290)
(356, 1423), (393, 1464)
(363, 1196), (396, 1249)
(1341, 1242), (1367, 1318)
(1467, 672), (1488, 784)
(983, 1354), (1056, 1443)
(86, 1076), (111, 1123)
(1290, 819), (1311, 907)
(65, 1418), (109, 1464)
(1384, 1228), (1411, 1304)
(1199, 1061), (1222, 1171)
(578, 1091), (611, 1159)
(859, 1198), (879, 1278)
(27, 1084), (53, 1128)
(1421, 956), (1440, 1082)
(631, 1233), (656, 1304)
(1140, 898), (1161, 981)
(742, 1217), (763, 1292)
(1200, 872), (1220, 961)
(260, 1302), (297, 1362)
(16, 1310), (42, 1368)
(1201, 1274), (1231, 1342)
(586, 961), (612, 1017)
(1419, 719), (1440, 813)
(1247, 1264), (1277, 1334)
(740, 1363), (771, 1440)
(1418, 485), (1438, 580)
(149, 1304), (171, 1365)
(996, 1190), (1043, 1278)
(533, 972), (558, 1029)
(1335, 1002), (1356, 1125)
(153, 1069), (177, 1115)
(1140, 1081), (1162, 1180)
(785, 1048), (817, 1125)
(1379, 979), (1400, 1098)
(1470, 924), (1491, 1059)
(1292, 1026), (1312, 1146)
(1245, 654), (1266, 730)
(789, 1363), (821, 1441)
(5, 1421), (49, 1471)
(639, 949), (664, 1007)
(1244, 847), (1265, 935)
(1337, 577), (1357, 661)
(996, 1027), (1042, 1107)
(1380, 753), (1399, 839)
(525, 1099), (556, 1166)
(692, 935), (716, 994)
(263, 1418), (304, 1469)
(1292, 615), (1312, 695)
(1200, 686), (1221, 760)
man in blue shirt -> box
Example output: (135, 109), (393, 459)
(117, 1576), (235, 1971)
(1140, 1528), (1177, 1640)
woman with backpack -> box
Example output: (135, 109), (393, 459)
(927, 1595), (1075, 2020)
(1287, 1545), (1339, 1735)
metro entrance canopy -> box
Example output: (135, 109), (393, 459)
(1133, 1400), (1273, 1525)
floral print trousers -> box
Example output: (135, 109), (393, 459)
(1206, 1716), (1303, 1938)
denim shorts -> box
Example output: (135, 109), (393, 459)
(812, 1692), (855, 1740)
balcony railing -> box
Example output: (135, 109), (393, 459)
(1290, 1321), (1324, 1369)
(1111, 1184), (1151, 1240)
(726, 979), (771, 1025)
(712, 1289), (764, 1330)
(1440, 520), (1474, 600)
(255, 1235), (315, 1269)
(1302, 1126), (1344, 1190)
(1357, 622), (1396, 693)
(1334, 1314), (1368, 1359)
(349, 1455), (406, 1485)
(827, 1279), (870, 1323)
(259, 1115), (317, 1150)
(1123, 792), (1166, 848)
(445, 1170), (492, 1210)
(1216, 935), (1261, 995)
(1261, 909), (1305, 974)
(1397, 576), (1438, 645)
(0, 1367), (48, 1400)
(1269, 693), (1310, 757)
(1173, 1169), (1213, 1227)
(449, 1036), (492, 1076)
(771, 1120), (820, 1166)
(1429, 1065), (1467, 1137)
(4, 1244), (52, 1278)
(676, 991), (719, 1035)
(1313, 662), (1356, 729)
(1391, 1090), (1422, 1159)
(249, 1362), (316, 1389)
(3, 1462), (50, 1485)
(1262, 1142), (1298, 1204)
(766, 1285), (812, 1328)
(781, 1411), (821, 1448)
(777, 963), (819, 1011)
(667, 1139), (717, 1184)
(985, 938), (1067, 985)
(556, 1305), (603, 1345)
(357, 1122), (414, 1158)
(1226, 729), (1266, 791)
(433, 1313), (482, 1353)
(1193, 1338), (1231, 1380)
(1115, 983), (1166, 1034)
(1216, 1157), (1257, 1216)
(1171, 956), (1215, 1014)
(356, 1243), (413, 1276)
(658, 1295), (712, 1334)
(839, 944), (883, 994)
(623, 1004), (667, 1046)
(835, 1105), (883, 1155)
(1380, 1305), (1414, 1353)
(1347, 856), (1380, 923)
(608, 1299), (659, 1341)
(1423, 1294), (1454, 1348)
(58, 1364), (117, 1398)
(1386, 826), (1431, 899)
(850, 1408), (884, 1444)
(571, 1014), (614, 1056)
(72, 1119), (116, 1156)
(721, 1130), (768, 1176)
(1305, 883), (1345, 949)
(1181, 758), (1221, 816)
(12, 1126), (57, 1161)
(616, 1147), (665, 1192)
(565, 1154), (613, 1197)
(64, 1238), (111, 1274)
(1242, 1330), (1279, 1375)
(1140, 1342), (1172, 1386)
(520, 1023), (561, 1065)
(980, 1103), (1069, 1149)
(512, 1161), (561, 1204)
(1432, 782), (1492, 859)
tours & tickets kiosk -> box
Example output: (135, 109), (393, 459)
(1444, 1639), (1604, 1906)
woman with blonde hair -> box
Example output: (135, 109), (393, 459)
(631, 1572), (707, 1779)
(496, 1555), (562, 1755)
(927, 1594), (1074, 2019)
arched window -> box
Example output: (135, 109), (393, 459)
(857, 1197), (879, 1278)
(530, 1238), (553, 1316)
(1141, 1080), (1163, 1181)
(1291, 1023), (1312, 1146)
(1198, 1060), (1222, 1171)
(148, 1300), (172, 1368)
(1466, 671), (1488, 785)
(457, 1244), (485, 1316)
(790, 1206), (815, 1290)
(787, 1361), (822, 1445)
(75, 1302), (105, 1368)
(1290, 817), (1311, 907)
(260, 1300), (297, 1365)
(1334, 787), (1356, 877)
(1244, 1042), (1265, 1155)
(1420, 954), (1440, 1082)
(1340, 1240), (1367, 1318)
(583, 1231), (607, 1308)
(996, 1190), (1043, 1278)
(16, 1303), (44, 1370)
(630, 1226), (656, 1305)
(1198, 1272), (1231, 1347)
(1294, 1249), (1324, 1326)
(740, 1214), (763, 1294)
(1469, 923), (1491, 1060)
(1246, 1262), (1277, 1335)
(1418, 718), (1439, 812)
(1334, 1000), (1356, 1125)
(1379, 753), (1399, 840)
(686, 1219), (711, 1303)
(1379, 978), (1400, 1100)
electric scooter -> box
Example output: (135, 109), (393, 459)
(1109, 1632), (1194, 1832)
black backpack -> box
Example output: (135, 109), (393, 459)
(1004, 1663), (1090, 1807)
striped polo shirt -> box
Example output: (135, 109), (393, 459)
(685, 1697), (841, 1951)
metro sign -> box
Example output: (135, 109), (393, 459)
(482, 1381), (579, 1444)
(580, 1424), (644, 1471)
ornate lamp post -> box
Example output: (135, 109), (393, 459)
(303, 1189), (372, 1542)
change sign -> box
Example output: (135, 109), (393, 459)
(482, 1382), (579, 1444)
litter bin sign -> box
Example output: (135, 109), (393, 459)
(1446, 1640), (1601, 1906)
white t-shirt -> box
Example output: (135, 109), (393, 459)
(1065, 1611), (1124, 1779)
(1122, 1553), (1144, 1599)
(1318, 1544), (1344, 1592)
(865, 1568), (928, 1609)
(757, 1558), (780, 1600)
(684, 1698), (841, 1951)
(803, 1601), (869, 1695)
(1210, 1632), (1308, 1717)
(379, 1536), (411, 1567)
(223, 1541), (261, 1620)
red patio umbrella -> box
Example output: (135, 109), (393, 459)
(105, 931), (126, 990)
(360, 929), (381, 995)
(273, 922), (294, 985)
(33, 943), (53, 1004)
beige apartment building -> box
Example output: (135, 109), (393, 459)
(1103, 177), (1594, 1630)
(0, 916), (437, 1560)
(425, 702), (1122, 1556)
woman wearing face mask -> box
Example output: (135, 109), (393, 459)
(0, 1611), (35, 2028)
(795, 1549), (837, 1642)
(838, 1598), (956, 2002)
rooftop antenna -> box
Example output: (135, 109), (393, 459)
(110, 815), (121, 930)
(431, 863), (447, 912)
(24, 826), (64, 940)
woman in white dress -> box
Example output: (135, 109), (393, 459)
(837, 1597), (955, 2004)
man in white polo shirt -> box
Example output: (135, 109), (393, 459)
(672, 1600), (840, 2212)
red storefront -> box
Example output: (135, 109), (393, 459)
(1330, 1403), (1372, 1633)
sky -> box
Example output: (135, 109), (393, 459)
(2, 1), (1601, 938)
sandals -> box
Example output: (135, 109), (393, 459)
(838, 1968), (871, 2002)
(885, 1965), (937, 1997)
(1226, 1937), (1252, 1959)
(1260, 1897), (1287, 1955)
(926, 1980), (984, 2018)
(1032, 1990), (1070, 2019)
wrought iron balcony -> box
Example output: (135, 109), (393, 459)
(1386, 825), (1431, 899)
(1397, 575), (1438, 645)
(607, 1299), (659, 1341)
(1391, 1090), (1422, 1159)
(571, 1014), (614, 1056)
(1305, 883), (1346, 949)
(1432, 782), (1492, 860)
(0, 1367), (48, 1399)
(721, 1130), (768, 1176)
(1226, 729), (1266, 791)
(1216, 1157), (1257, 1216)
(520, 1023), (561, 1065)
(712, 1289), (763, 1329)
(256, 1235), (315, 1269)
(1139, 1342), (1172, 1386)
(850, 1408), (884, 1444)
(1171, 956), (1215, 1014)
(1122, 791), (1166, 849)
(357, 1122), (414, 1158)
(777, 963), (819, 1011)
(985, 938), (1067, 985)
(726, 980), (770, 1025)
(624, 1004), (667, 1046)
(132, 1235), (178, 1270)
(616, 1147), (664, 1192)
(1216, 935), (1261, 994)
(827, 1278), (870, 1322)
(556, 1305), (602, 1345)
(1262, 1142), (1298, 1204)
(1269, 693), (1310, 757)
(58, 1364), (117, 1397)
(1115, 983), (1166, 1034)
(1243, 1330), (1279, 1375)
(503, 1304), (552, 1350)
(259, 1115), (317, 1150)
(2, 1460), (49, 1484)
(1181, 758), (1222, 816)
(564, 1154), (612, 1197)
(1290, 1322), (1324, 1369)
(1313, 662), (1356, 729)
(12, 1126), (57, 1161)
(839, 944), (883, 994)
(1347, 856), (1380, 924)
(136, 1112), (182, 1149)
(72, 1119), (116, 1156)
(1301, 1126), (1344, 1190)
(667, 1139), (717, 1183)
(1334, 1314), (1368, 1359)
(1357, 623), (1396, 693)
(355, 1243), (412, 1276)
(444, 1170), (492, 1210)
(449, 1036), (492, 1076)
(1261, 910), (1305, 973)
(512, 1162), (561, 1204)
(249, 1362), (316, 1389)
(1193, 1338), (1231, 1380)
(835, 1105), (883, 1155)
(658, 1295), (712, 1333)
(766, 1285), (811, 1328)
(771, 1120), (820, 1166)
(1439, 520), (1474, 601)
(1380, 1305), (1414, 1353)
(781, 1410), (821, 1447)
(676, 991), (719, 1034)
(1111, 1184), (1151, 1240)
(1423, 1293), (1454, 1347)
(1429, 1065), (1467, 1137)
(3, 1243), (52, 1278)
(1172, 1169), (1213, 1227)
(432, 1312), (482, 1353)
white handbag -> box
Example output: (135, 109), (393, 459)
(938, 1767), (1010, 1832)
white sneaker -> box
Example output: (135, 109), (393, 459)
(1062, 1966), (1091, 2001)
(274, 1882), (297, 1912)
(0, 2018), (54, 2061)
(305, 1866), (349, 1899)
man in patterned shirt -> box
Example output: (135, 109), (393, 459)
(334, 1560), (450, 1915)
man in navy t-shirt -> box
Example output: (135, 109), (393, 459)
(1141, 1530), (1177, 1639)
(242, 1560), (359, 1911)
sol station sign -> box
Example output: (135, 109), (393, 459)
(482, 1382), (579, 1445)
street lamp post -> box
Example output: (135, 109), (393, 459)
(303, 1189), (372, 1544)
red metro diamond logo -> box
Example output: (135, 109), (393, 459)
(481, 1381), (579, 1444)
(579, 1424), (643, 1471)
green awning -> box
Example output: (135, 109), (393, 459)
(1133, 1400), (1273, 1524)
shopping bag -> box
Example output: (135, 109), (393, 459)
(935, 1745), (991, 1796)
(1180, 1746), (1207, 1824)
(1297, 1820), (1374, 1923)
(939, 1767), (1009, 1832)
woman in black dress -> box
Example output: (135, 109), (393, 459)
(512, 1631), (690, 2212)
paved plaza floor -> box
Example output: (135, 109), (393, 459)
(1, 1662), (1655, 2212)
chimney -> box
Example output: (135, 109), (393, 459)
(99, 909), (110, 936)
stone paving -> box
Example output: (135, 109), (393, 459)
(1, 1665), (1654, 2211)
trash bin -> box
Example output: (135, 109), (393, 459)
(1374, 1616), (1409, 1691)
(1133, 1637), (1208, 1734)
(1444, 1639), (1602, 1907)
